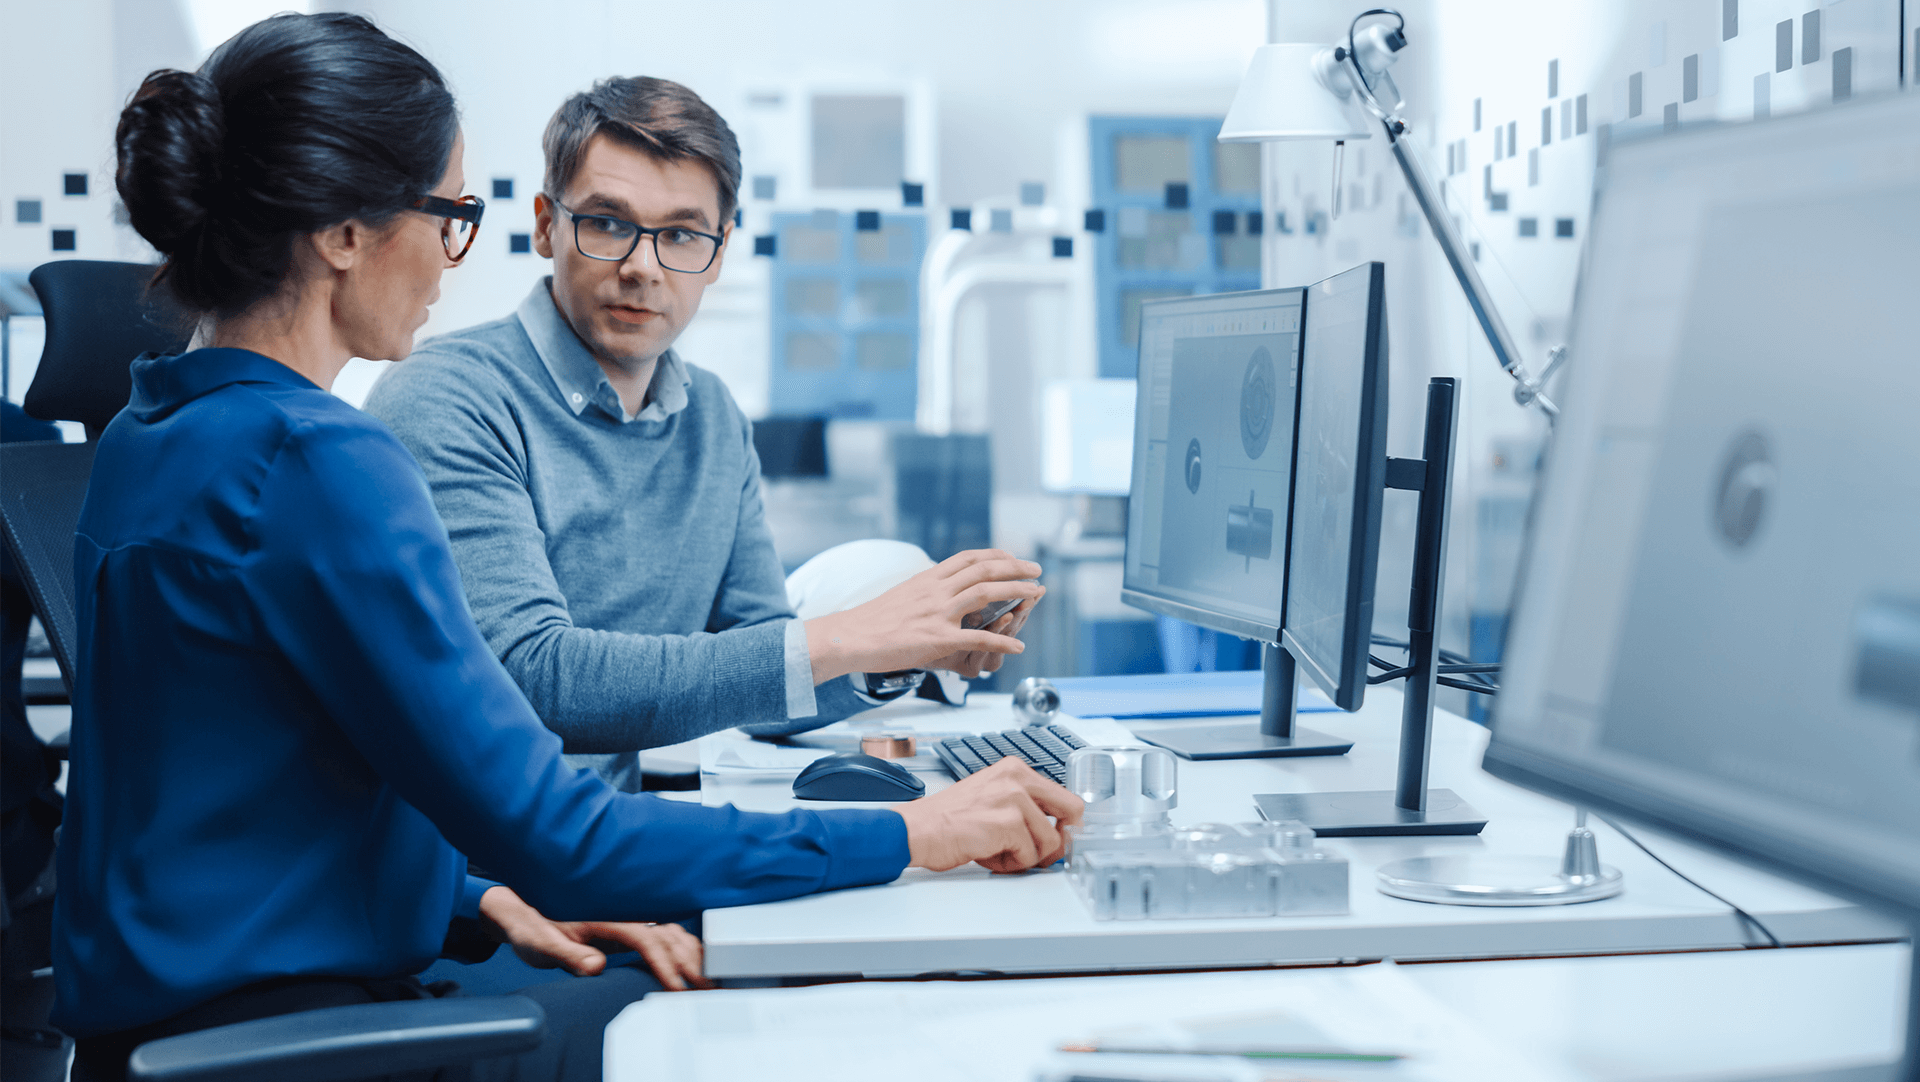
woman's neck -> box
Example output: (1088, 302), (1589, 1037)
(208, 285), (352, 391)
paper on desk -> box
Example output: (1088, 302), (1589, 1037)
(604, 961), (1577, 1082)
(706, 739), (831, 773)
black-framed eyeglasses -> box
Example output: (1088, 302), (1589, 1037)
(554, 200), (723, 274)
(412, 194), (485, 263)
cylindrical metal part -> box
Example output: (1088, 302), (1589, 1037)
(1012, 677), (1061, 726)
(859, 734), (917, 759)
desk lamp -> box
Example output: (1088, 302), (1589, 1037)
(1224, 10), (1617, 905)
(1220, 8), (1562, 418)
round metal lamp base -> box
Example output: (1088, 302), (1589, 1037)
(1377, 855), (1624, 907)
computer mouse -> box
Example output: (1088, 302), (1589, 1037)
(791, 752), (927, 802)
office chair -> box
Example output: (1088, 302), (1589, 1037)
(0, 260), (548, 1082)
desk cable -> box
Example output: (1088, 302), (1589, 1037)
(1596, 814), (1783, 949)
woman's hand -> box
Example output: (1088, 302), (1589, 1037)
(477, 886), (713, 991)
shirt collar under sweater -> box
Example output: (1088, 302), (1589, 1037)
(515, 277), (691, 425)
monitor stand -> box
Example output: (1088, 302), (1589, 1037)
(1130, 644), (1353, 760)
(1254, 378), (1486, 836)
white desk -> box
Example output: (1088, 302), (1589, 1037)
(695, 690), (1905, 980)
(606, 942), (1911, 1082)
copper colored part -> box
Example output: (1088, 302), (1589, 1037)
(860, 734), (917, 759)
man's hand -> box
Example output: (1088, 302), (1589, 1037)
(477, 886), (713, 991)
(891, 757), (1085, 873)
(925, 598), (1036, 678)
(807, 549), (1044, 684)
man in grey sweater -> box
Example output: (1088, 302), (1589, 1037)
(365, 77), (1040, 792)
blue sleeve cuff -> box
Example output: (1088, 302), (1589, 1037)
(813, 807), (912, 891)
(441, 873), (505, 965)
(783, 618), (819, 719)
(459, 873), (501, 921)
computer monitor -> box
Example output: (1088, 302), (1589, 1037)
(1279, 262), (1388, 712)
(1120, 285), (1352, 760)
(1482, 93), (1920, 1075)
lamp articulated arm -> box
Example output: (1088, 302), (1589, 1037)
(1332, 12), (1561, 418)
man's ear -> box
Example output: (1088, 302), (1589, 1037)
(705, 222), (731, 280)
(532, 193), (557, 259)
(308, 220), (363, 272)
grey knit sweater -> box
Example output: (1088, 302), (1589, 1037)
(364, 280), (865, 791)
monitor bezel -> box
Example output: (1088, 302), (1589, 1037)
(1280, 262), (1389, 712)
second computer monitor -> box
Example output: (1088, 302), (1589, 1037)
(1280, 262), (1389, 711)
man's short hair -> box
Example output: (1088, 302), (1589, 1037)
(542, 76), (741, 229)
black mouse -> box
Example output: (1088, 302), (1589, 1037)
(791, 752), (927, 802)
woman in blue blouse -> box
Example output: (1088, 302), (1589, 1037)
(59, 14), (1079, 1081)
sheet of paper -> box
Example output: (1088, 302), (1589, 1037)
(606, 963), (1578, 1082)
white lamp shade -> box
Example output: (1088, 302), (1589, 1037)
(1219, 43), (1374, 143)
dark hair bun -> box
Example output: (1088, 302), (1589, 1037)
(113, 13), (456, 320)
(116, 70), (226, 259)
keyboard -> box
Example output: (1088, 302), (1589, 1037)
(931, 722), (1089, 784)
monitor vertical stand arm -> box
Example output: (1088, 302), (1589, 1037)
(1256, 378), (1486, 835)
(1263, 641), (1299, 740)
(1387, 376), (1457, 814)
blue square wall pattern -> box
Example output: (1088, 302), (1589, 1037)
(752, 175), (777, 201)
(1020, 182), (1045, 206)
(901, 181), (923, 207)
(1555, 218), (1576, 238)
(508, 233), (531, 254)
(1052, 236), (1072, 258)
(15, 199), (41, 224)
(51, 228), (76, 251)
(63, 173), (87, 196)
(1518, 218), (1538, 238)
(1245, 211), (1263, 235)
(1083, 209), (1106, 233)
(491, 178), (513, 199)
(1211, 210), (1237, 235)
(989, 208), (1013, 233)
(950, 208), (972, 231)
(855, 210), (881, 231)
(753, 234), (776, 256)
(1164, 182), (1189, 209)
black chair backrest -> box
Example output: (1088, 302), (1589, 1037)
(24, 261), (190, 437)
(0, 442), (97, 688)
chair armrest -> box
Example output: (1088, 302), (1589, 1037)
(126, 995), (545, 1082)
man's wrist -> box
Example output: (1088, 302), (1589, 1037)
(805, 613), (856, 684)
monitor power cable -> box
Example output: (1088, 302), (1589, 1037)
(1596, 814), (1783, 949)
(1367, 634), (1500, 694)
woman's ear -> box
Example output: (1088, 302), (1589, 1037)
(308, 220), (365, 272)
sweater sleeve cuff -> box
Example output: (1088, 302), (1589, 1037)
(459, 873), (501, 920)
(814, 808), (913, 891)
(441, 874), (504, 965)
(783, 618), (818, 719)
